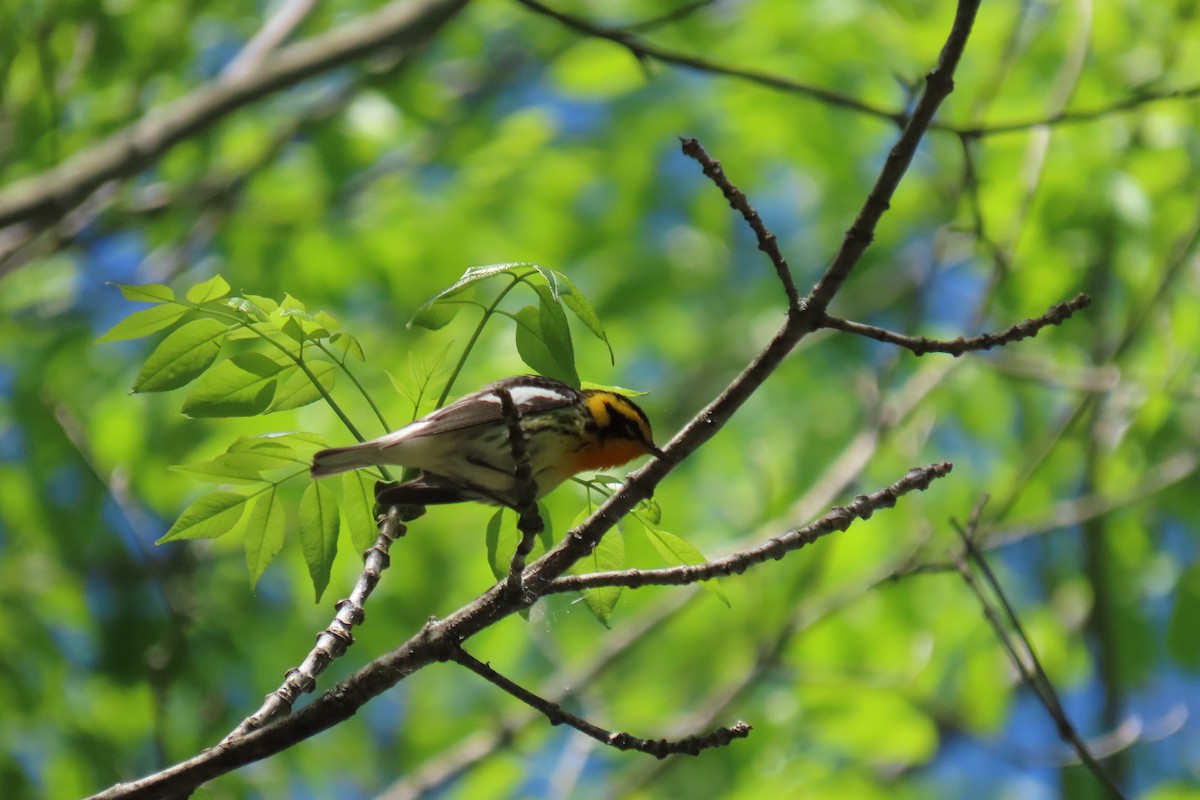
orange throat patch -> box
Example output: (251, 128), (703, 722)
(568, 440), (649, 474)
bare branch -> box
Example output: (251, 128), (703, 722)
(952, 504), (1128, 800)
(512, 0), (902, 125)
(222, 0), (319, 80)
(957, 81), (1200, 137)
(0, 0), (469, 231)
(821, 293), (1092, 357)
(807, 0), (982, 311)
(449, 647), (751, 758)
(547, 462), (952, 593)
(680, 137), (800, 308)
(221, 506), (409, 742)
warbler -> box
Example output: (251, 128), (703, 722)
(310, 375), (667, 507)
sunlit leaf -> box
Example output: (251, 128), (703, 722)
(132, 318), (228, 392)
(244, 488), (286, 586)
(407, 262), (534, 330)
(644, 526), (728, 606)
(571, 506), (625, 626)
(224, 321), (280, 341)
(268, 361), (336, 413)
(170, 456), (266, 484)
(181, 352), (285, 417)
(342, 471), (378, 553)
(114, 283), (174, 303)
(513, 303), (579, 386)
(96, 303), (188, 343)
(185, 274), (231, 304)
(299, 481), (339, 602)
(158, 491), (251, 542)
(553, 270), (613, 363)
(532, 282), (578, 386)
(485, 509), (517, 582)
(328, 332), (365, 361)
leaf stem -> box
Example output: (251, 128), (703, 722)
(315, 341), (392, 433)
(435, 271), (535, 409)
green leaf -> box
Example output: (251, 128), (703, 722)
(222, 442), (302, 470)
(132, 318), (228, 392)
(228, 431), (324, 456)
(224, 321), (280, 341)
(408, 301), (461, 331)
(1168, 563), (1200, 670)
(342, 471), (378, 553)
(268, 361), (335, 412)
(578, 529), (625, 627)
(180, 352), (285, 417)
(244, 487), (285, 586)
(513, 304), (579, 386)
(407, 262), (533, 330)
(532, 282), (578, 386)
(241, 293), (279, 315)
(114, 283), (174, 303)
(580, 381), (648, 397)
(328, 332), (365, 361)
(553, 271), (613, 364)
(96, 303), (188, 343)
(170, 456), (267, 484)
(645, 526), (728, 607)
(314, 311), (340, 333)
(567, 505), (624, 626)
(158, 491), (251, 542)
(279, 292), (307, 313)
(299, 481), (339, 602)
(485, 509), (517, 582)
(273, 312), (305, 343)
(185, 274), (231, 304)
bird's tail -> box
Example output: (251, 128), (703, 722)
(310, 443), (389, 478)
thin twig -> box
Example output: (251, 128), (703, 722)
(956, 81), (1200, 137)
(952, 502), (1128, 800)
(512, 0), (902, 126)
(680, 137), (800, 308)
(547, 462), (952, 593)
(821, 293), (1092, 357)
(448, 647), (751, 758)
(221, 505), (408, 742)
(222, 0), (319, 80)
(807, 0), (982, 312)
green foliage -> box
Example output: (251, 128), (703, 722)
(6, 2), (1200, 798)
(101, 267), (639, 603)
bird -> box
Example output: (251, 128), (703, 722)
(310, 375), (667, 507)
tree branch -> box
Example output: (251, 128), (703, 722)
(0, 0), (470, 231)
(821, 293), (1092, 357)
(952, 502), (1128, 800)
(806, 0), (982, 311)
(546, 462), (951, 593)
(680, 137), (800, 308)
(220, 506), (409, 742)
(449, 647), (751, 757)
(512, 0), (902, 126)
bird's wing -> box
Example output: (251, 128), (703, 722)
(388, 377), (580, 441)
